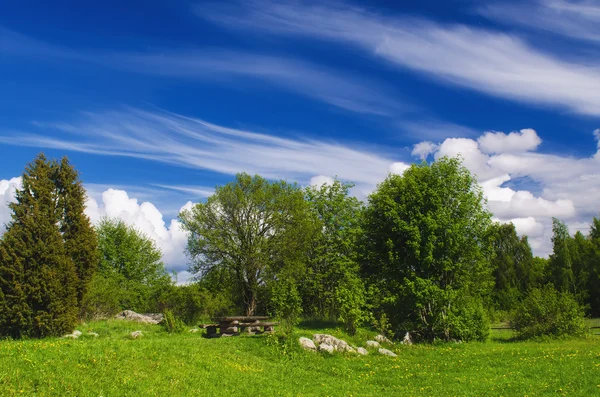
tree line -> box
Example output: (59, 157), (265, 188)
(1, 154), (599, 340)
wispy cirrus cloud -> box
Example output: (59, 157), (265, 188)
(479, 0), (600, 44)
(0, 26), (408, 117)
(195, 0), (600, 116)
(0, 108), (406, 194)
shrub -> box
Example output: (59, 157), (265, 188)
(162, 309), (184, 334)
(444, 297), (490, 342)
(270, 277), (303, 335)
(511, 285), (587, 339)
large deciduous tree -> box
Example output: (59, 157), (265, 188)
(362, 157), (493, 341)
(180, 173), (316, 316)
(0, 154), (97, 338)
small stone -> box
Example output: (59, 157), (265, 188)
(130, 331), (143, 339)
(366, 340), (380, 348)
(62, 334), (78, 339)
(318, 343), (335, 354)
(72, 330), (82, 337)
(378, 348), (397, 357)
(357, 347), (368, 355)
(87, 332), (99, 337)
(189, 328), (199, 333)
(299, 337), (317, 351)
(401, 332), (413, 345)
(375, 334), (391, 344)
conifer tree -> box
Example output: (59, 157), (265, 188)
(55, 157), (99, 306)
(0, 155), (79, 337)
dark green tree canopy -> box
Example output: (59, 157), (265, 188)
(0, 154), (96, 338)
(180, 173), (316, 315)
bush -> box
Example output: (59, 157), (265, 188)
(444, 297), (490, 342)
(269, 277), (303, 335)
(511, 285), (587, 339)
(162, 309), (184, 334)
(80, 274), (123, 320)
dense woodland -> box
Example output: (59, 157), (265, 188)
(1, 154), (599, 341)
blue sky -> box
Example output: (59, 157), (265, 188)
(1, 0), (600, 278)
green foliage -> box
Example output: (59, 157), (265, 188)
(362, 157), (493, 341)
(488, 223), (542, 312)
(547, 218), (575, 293)
(156, 283), (233, 325)
(162, 309), (184, 334)
(444, 297), (490, 342)
(82, 217), (171, 317)
(180, 173), (316, 316)
(79, 273), (123, 319)
(512, 285), (587, 339)
(302, 179), (367, 333)
(0, 154), (95, 338)
(269, 275), (303, 334)
(55, 157), (100, 308)
(372, 312), (392, 339)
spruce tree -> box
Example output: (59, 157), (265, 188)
(0, 154), (89, 338)
(56, 157), (99, 306)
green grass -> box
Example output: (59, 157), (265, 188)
(1, 321), (599, 396)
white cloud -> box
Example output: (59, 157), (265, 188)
(0, 177), (21, 234)
(0, 27), (408, 118)
(309, 175), (335, 187)
(479, 0), (600, 43)
(389, 162), (410, 175)
(427, 128), (600, 256)
(198, 1), (600, 116)
(411, 141), (438, 160)
(85, 189), (190, 273)
(0, 179), (192, 280)
(0, 108), (402, 195)
(478, 128), (542, 154)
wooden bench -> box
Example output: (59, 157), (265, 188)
(200, 317), (278, 337)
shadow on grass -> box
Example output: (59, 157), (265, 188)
(296, 319), (340, 331)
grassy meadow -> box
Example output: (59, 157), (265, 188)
(1, 320), (599, 396)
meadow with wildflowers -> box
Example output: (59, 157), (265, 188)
(1, 320), (599, 396)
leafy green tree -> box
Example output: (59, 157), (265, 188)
(588, 217), (600, 316)
(547, 218), (574, 293)
(83, 217), (171, 316)
(179, 173), (316, 315)
(488, 223), (541, 312)
(302, 179), (366, 333)
(362, 157), (493, 341)
(0, 155), (80, 338)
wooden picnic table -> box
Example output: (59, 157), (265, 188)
(202, 316), (278, 337)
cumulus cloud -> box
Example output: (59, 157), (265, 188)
(478, 128), (542, 154)
(0, 180), (192, 280)
(389, 162), (410, 175)
(309, 175), (335, 187)
(0, 177), (21, 234)
(85, 189), (191, 273)
(427, 129), (600, 256)
(411, 141), (438, 160)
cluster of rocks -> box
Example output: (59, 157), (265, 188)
(299, 333), (403, 357)
(115, 310), (164, 324)
(62, 330), (99, 339)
